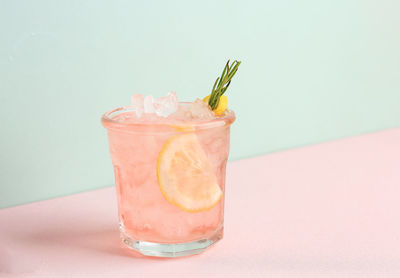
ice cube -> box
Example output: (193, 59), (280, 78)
(131, 94), (144, 117)
(154, 92), (178, 118)
(188, 99), (215, 119)
(144, 95), (155, 114)
(131, 92), (179, 118)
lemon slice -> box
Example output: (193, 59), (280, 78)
(157, 133), (222, 212)
(170, 125), (196, 132)
(203, 95), (228, 116)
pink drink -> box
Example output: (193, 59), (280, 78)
(102, 103), (235, 257)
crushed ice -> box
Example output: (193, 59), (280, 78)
(131, 93), (216, 120)
(131, 94), (144, 117)
(187, 99), (215, 120)
(131, 92), (178, 118)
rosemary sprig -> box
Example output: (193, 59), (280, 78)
(208, 59), (241, 110)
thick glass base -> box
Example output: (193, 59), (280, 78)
(121, 227), (223, 257)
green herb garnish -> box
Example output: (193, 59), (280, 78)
(208, 59), (241, 110)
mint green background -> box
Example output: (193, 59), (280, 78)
(1, 0), (399, 208)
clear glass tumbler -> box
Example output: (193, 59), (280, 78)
(101, 104), (235, 257)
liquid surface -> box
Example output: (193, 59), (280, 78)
(108, 101), (233, 125)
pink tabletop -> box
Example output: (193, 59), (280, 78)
(1, 128), (400, 278)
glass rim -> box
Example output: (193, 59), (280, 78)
(101, 102), (235, 132)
